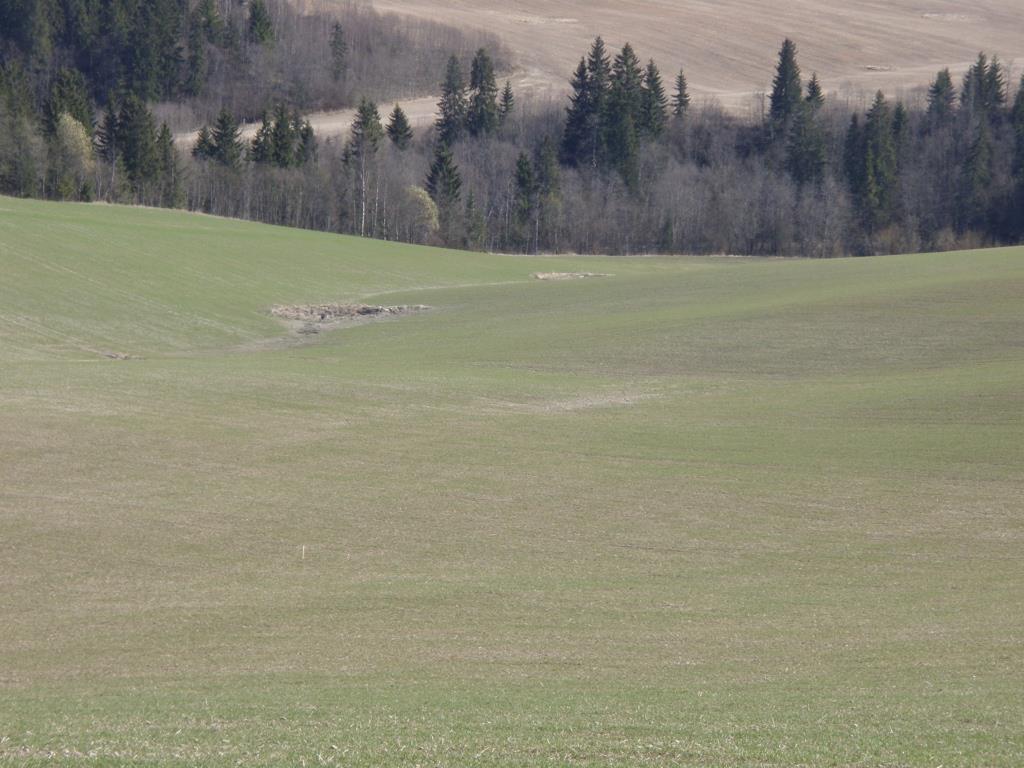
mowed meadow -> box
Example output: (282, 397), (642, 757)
(1, 197), (1023, 766)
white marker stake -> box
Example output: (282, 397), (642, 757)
(302, 545), (306, 561)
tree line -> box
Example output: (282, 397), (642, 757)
(3, 11), (1024, 256)
(0, 0), (504, 157)
(186, 39), (1024, 256)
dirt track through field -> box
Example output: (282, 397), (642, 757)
(176, 0), (1024, 145)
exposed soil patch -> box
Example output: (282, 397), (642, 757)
(269, 303), (430, 335)
(532, 272), (611, 281)
(478, 392), (659, 414)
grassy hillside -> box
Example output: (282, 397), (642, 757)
(1, 197), (1022, 766)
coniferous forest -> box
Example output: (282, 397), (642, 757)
(2, 0), (1024, 256)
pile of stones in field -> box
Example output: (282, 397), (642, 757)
(270, 304), (429, 334)
(532, 272), (611, 280)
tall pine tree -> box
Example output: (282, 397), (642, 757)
(534, 135), (561, 248)
(192, 125), (214, 160)
(561, 57), (592, 166)
(185, 23), (208, 97)
(786, 102), (825, 186)
(1011, 76), (1024, 234)
(605, 43), (644, 186)
(210, 108), (243, 168)
(46, 68), (92, 136)
(269, 103), (297, 167)
(856, 91), (899, 229)
(436, 56), (467, 145)
(769, 39), (803, 132)
(926, 68), (957, 127)
(329, 23), (348, 82)
(805, 73), (824, 109)
(639, 59), (668, 138)
(248, 0), (274, 46)
(386, 105), (413, 150)
(250, 112), (274, 163)
(425, 143), (462, 243)
(156, 122), (183, 207)
(958, 118), (992, 232)
(672, 70), (690, 118)
(580, 36), (612, 167)
(117, 94), (158, 189)
(512, 151), (537, 249)
(499, 80), (515, 125)
(466, 48), (499, 137)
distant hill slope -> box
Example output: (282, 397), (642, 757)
(368, 0), (1024, 110)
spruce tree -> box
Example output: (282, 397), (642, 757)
(464, 192), (485, 250)
(958, 118), (992, 232)
(1012, 76), (1024, 178)
(436, 56), (467, 145)
(296, 120), (316, 165)
(960, 53), (1004, 118)
(117, 94), (158, 188)
(250, 113), (274, 163)
(192, 125), (214, 160)
(769, 39), (803, 130)
(46, 68), (92, 136)
(248, 0), (273, 46)
(156, 122), (183, 207)
(926, 68), (956, 127)
(859, 91), (899, 228)
(892, 102), (909, 161)
(610, 44), (644, 123)
(561, 57), (592, 166)
(805, 73), (824, 109)
(269, 103), (296, 167)
(127, 0), (185, 102)
(534, 135), (561, 247)
(672, 70), (690, 118)
(210, 108), (243, 168)
(185, 23), (207, 97)
(843, 114), (864, 198)
(785, 103), (825, 186)
(639, 59), (668, 138)
(350, 98), (384, 153)
(467, 48), (499, 137)
(604, 104), (638, 188)
(583, 36), (612, 167)
(425, 143), (462, 242)
(426, 144), (461, 205)
(605, 43), (643, 186)
(194, 0), (222, 42)
(386, 105), (413, 150)
(513, 151), (537, 247)
(329, 23), (348, 82)
(1011, 76), (1024, 233)
(986, 56), (1007, 112)
(499, 80), (515, 125)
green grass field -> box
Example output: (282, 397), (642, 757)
(1, 197), (1022, 766)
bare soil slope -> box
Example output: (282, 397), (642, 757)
(371, 0), (1022, 110)
(178, 1), (1022, 145)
